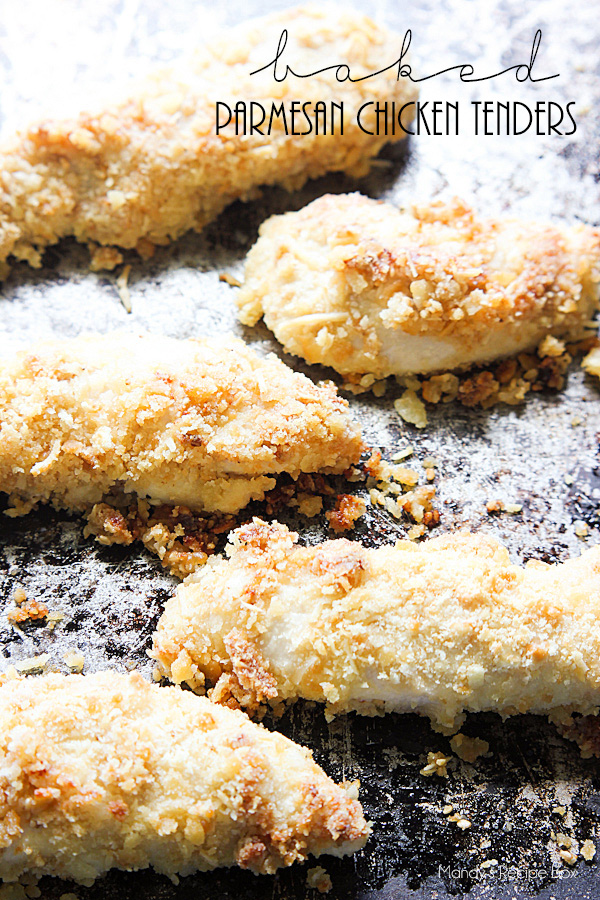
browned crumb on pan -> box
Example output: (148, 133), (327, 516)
(307, 866), (333, 893)
(6, 590), (49, 625)
(364, 451), (441, 536)
(88, 244), (124, 272)
(219, 272), (242, 288)
(84, 498), (236, 579)
(83, 473), (366, 575)
(325, 494), (367, 533)
(555, 714), (600, 759)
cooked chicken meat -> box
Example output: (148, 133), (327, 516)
(0, 6), (417, 276)
(0, 671), (368, 883)
(0, 333), (362, 516)
(152, 519), (600, 733)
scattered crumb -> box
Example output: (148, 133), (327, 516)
(552, 806), (567, 816)
(559, 848), (578, 866)
(556, 832), (572, 849)
(391, 446), (414, 461)
(14, 654), (49, 674)
(420, 751), (452, 778)
(89, 244), (123, 272)
(564, 474), (574, 485)
(574, 520), (589, 538)
(135, 237), (155, 261)
(538, 335), (566, 358)
(84, 497), (236, 578)
(325, 494), (366, 532)
(394, 389), (428, 428)
(6, 589), (49, 625)
(448, 813), (472, 830)
(306, 866), (332, 893)
(486, 499), (522, 516)
(0, 886), (29, 900)
(219, 272), (242, 288)
(554, 713), (600, 757)
(582, 344), (600, 378)
(63, 650), (85, 673)
(46, 612), (65, 631)
(365, 451), (440, 533)
(116, 264), (132, 312)
(296, 494), (324, 518)
(443, 804), (454, 815)
(581, 839), (596, 861)
(449, 733), (490, 763)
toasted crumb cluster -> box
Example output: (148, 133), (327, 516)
(84, 498), (237, 579)
(84, 470), (368, 576)
(239, 194), (600, 378)
(0, 672), (368, 883)
(6, 593), (49, 626)
(0, 7), (416, 276)
(364, 451), (440, 537)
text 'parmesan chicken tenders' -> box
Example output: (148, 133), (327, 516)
(152, 520), (600, 733)
(0, 6), (417, 276)
(0, 671), (368, 884)
(0, 333), (362, 516)
(238, 194), (600, 377)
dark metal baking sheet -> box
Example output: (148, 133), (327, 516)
(1, 0), (600, 897)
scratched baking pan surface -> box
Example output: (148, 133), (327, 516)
(1, 0), (600, 897)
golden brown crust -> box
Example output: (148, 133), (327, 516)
(238, 194), (600, 376)
(0, 7), (417, 273)
(0, 332), (362, 516)
(0, 671), (369, 883)
(152, 519), (600, 733)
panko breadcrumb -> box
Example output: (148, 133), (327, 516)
(0, 333), (362, 518)
(238, 194), (600, 377)
(0, 672), (368, 884)
(0, 6), (416, 276)
(152, 519), (600, 733)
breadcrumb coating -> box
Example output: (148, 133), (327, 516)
(0, 333), (362, 516)
(0, 671), (368, 883)
(0, 6), (417, 276)
(152, 519), (600, 733)
(238, 194), (600, 376)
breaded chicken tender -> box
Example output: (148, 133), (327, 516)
(0, 6), (417, 276)
(238, 194), (600, 377)
(0, 333), (362, 516)
(0, 671), (368, 884)
(152, 519), (600, 733)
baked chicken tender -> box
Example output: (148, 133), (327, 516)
(0, 333), (362, 516)
(0, 6), (417, 275)
(152, 519), (600, 733)
(0, 671), (368, 884)
(238, 194), (600, 377)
